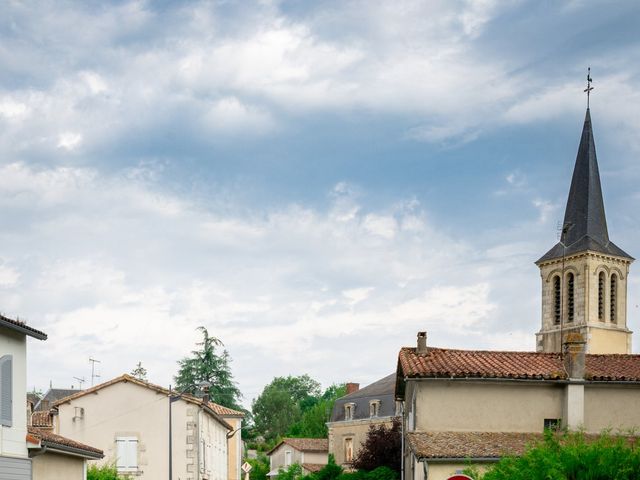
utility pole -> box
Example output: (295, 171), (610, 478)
(89, 357), (101, 386)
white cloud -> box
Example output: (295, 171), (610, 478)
(0, 162), (513, 403)
(0, 264), (19, 287)
(57, 132), (83, 151)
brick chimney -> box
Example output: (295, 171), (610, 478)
(416, 331), (428, 354)
(345, 383), (359, 395)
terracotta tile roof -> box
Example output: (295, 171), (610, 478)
(398, 347), (640, 382)
(51, 374), (234, 429)
(407, 431), (543, 459)
(31, 411), (53, 428)
(267, 438), (329, 456)
(208, 402), (245, 417)
(0, 313), (47, 340)
(302, 463), (326, 473)
(407, 431), (639, 460)
(28, 427), (103, 459)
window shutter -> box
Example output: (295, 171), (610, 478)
(116, 437), (138, 471)
(0, 355), (12, 427)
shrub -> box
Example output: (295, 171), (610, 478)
(87, 463), (131, 480)
(474, 430), (640, 480)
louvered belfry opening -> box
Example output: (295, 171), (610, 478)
(610, 274), (617, 324)
(553, 276), (561, 325)
(567, 273), (575, 323)
(598, 272), (605, 321)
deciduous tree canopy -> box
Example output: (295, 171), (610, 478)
(352, 419), (401, 472)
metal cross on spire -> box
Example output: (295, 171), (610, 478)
(584, 67), (594, 108)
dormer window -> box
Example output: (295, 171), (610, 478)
(344, 402), (355, 420)
(369, 400), (380, 417)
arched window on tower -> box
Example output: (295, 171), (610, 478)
(598, 272), (605, 321)
(610, 273), (617, 324)
(553, 275), (561, 325)
(567, 272), (575, 323)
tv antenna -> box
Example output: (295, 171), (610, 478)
(73, 376), (85, 389)
(89, 357), (101, 386)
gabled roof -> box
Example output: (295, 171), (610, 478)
(0, 313), (47, 340)
(27, 392), (41, 406)
(51, 374), (235, 429)
(28, 427), (103, 459)
(538, 109), (632, 263)
(209, 403), (245, 417)
(267, 438), (328, 456)
(35, 388), (80, 412)
(330, 373), (397, 422)
(396, 346), (640, 398)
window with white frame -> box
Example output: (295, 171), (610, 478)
(344, 402), (355, 420)
(369, 400), (380, 417)
(116, 436), (138, 472)
(0, 355), (12, 427)
(285, 450), (292, 466)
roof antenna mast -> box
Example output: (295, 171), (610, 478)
(584, 67), (594, 108)
(89, 357), (101, 387)
(73, 376), (85, 390)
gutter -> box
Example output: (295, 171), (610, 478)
(405, 377), (640, 386)
(42, 443), (104, 460)
(418, 457), (499, 464)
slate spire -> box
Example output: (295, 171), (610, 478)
(537, 109), (632, 263)
(562, 108), (607, 246)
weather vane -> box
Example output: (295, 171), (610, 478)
(584, 67), (594, 108)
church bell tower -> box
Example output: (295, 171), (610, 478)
(536, 108), (633, 354)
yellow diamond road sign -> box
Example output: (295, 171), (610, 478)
(242, 462), (252, 473)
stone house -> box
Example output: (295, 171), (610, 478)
(49, 374), (243, 480)
(266, 438), (328, 476)
(395, 108), (640, 480)
(327, 375), (399, 468)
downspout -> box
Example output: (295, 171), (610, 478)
(197, 407), (201, 480)
(29, 445), (49, 458)
(400, 397), (404, 480)
(420, 459), (428, 480)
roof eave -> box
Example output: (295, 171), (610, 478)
(0, 318), (47, 340)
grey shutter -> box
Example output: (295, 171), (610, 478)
(0, 456), (31, 480)
(0, 355), (12, 427)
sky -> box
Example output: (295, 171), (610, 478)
(2, 0), (640, 406)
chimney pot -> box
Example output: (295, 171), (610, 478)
(417, 331), (428, 354)
(345, 383), (359, 395)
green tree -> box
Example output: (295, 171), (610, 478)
(288, 384), (346, 438)
(246, 454), (270, 480)
(275, 463), (303, 480)
(87, 463), (131, 480)
(467, 430), (640, 480)
(174, 326), (243, 410)
(130, 361), (148, 381)
(351, 419), (401, 473)
(252, 375), (321, 441)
